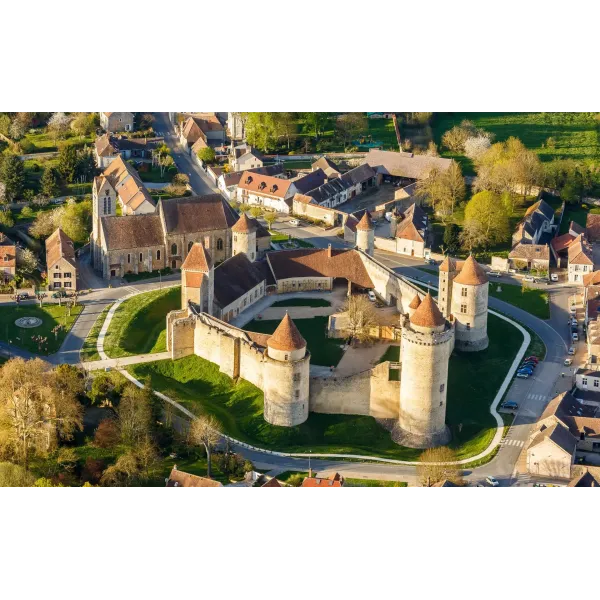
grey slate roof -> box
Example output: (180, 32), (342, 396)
(292, 169), (328, 194)
(340, 163), (377, 186)
(529, 422), (577, 455)
(213, 253), (269, 308)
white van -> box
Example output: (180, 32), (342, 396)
(289, 219), (300, 226)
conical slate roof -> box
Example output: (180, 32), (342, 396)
(408, 295), (422, 309)
(410, 293), (445, 329)
(181, 243), (212, 271)
(232, 212), (256, 234)
(454, 255), (488, 286)
(267, 313), (306, 352)
(356, 212), (373, 231)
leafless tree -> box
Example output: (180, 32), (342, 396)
(342, 294), (379, 344)
(416, 446), (463, 486)
(188, 415), (222, 478)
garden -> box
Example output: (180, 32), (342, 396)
(102, 286), (180, 358)
(0, 302), (84, 354)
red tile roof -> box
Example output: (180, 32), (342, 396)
(267, 313), (306, 352)
(410, 293), (445, 328)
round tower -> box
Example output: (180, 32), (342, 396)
(451, 255), (489, 352)
(394, 293), (453, 448)
(232, 213), (257, 262)
(180, 243), (214, 315)
(263, 313), (310, 427)
(355, 212), (374, 256)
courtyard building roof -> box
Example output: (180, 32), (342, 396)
(508, 243), (550, 262)
(364, 149), (452, 180)
(267, 313), (307, 352)
(292, 169), (328, 194)
(101, 214), (164, 251)
(213, 254), (269, 308)
(160, 194), (239, 234)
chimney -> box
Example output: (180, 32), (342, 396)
(308, 467), (313, 478)
(328, 244), (332, 258)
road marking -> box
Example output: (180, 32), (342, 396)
(502, 439), (524, 447)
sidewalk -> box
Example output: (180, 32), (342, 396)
(82, 351), (171, 371)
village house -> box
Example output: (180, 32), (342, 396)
(292, 194), (342, 227)
(230, 143), (264, 172)
(179, 113), (225, 153)
(301, 472), (345, 487)
(364, 148), (452, 185)
(94, 194), (238, 279)
(236, 171), (297, 213)
(215, 165), (284, 200)
(567, 234), (594, 284)
(508, 243), (550, 273)
(94, 133), (164, 168)
(526, 391), (600, 479)
(166, 466), (223, 487)
(391, 203), (428, 258)
(586, 213), (600, 243)
(512, 198), (555, 247)
(291, 169), (328, 195)
(550, 221), (584, 268)
(45, 228), (77, 291)
(568, 466), (600, 487)
(311, 156), (341, 179)
(0, 234), (17, 285)
(305, 177), (350, 208)
(339, 163), (378, 199)
(100, 112), (134, 133)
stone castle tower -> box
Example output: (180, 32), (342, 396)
(181, 242), (214, 315)
(394, 293), (453, 448)
(91, 176), (117, 270)
(355, 212), (374, 256)
(451, 255), (489, 352)
(263, 313), (310, 427)
(231, 213), (257, 261)
(438, 255), (489, 352)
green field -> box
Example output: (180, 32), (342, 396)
(431, 112), (600, 175)
(22, 130), (94, 154)
(80, 304), (112, 362)
(489, 284), (550, 319)
(103, 287), (180, 358)
(0, 303), (83, 355)
(128, 313), (522, 461)
(244, 316), (344, 367)
(270, 298), (331, 308)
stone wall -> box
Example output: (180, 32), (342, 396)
(276, 276), (333, 294)
(374, 236), (397, 253)
(309, 362), (399, 418)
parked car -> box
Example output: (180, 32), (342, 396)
(524, 275), (535, 282)
(517, 366), (534, 373)
(487, 271), (502, 278)
(564, 358), (573, 366)
(52, 290), (68, 299)
(518, 369), (534, 377)
(516, 373), (530, 379)
(501, 401), (519, 410)
(16, 293), (29, 300)
(367, 291), (376, 302)
(486, 476), (500, 487)
(288, 219), (300, 226)
(550, 273), (559, 282)
(568, 346), (576, 355)
(520, 362), (536, 369)
(573, 332), (579, 341)
(535, 278), (549, 285)
(524, 356), (539, 363)
(425, 258), (436, 265)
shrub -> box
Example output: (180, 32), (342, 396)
(94, 418), (120, 448)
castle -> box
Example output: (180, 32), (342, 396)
(166, 214), (489, 448)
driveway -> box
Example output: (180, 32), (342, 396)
(151, 112), (216, 196)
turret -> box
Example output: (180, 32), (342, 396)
(263, 313), (310, 426)
(395, 294), (453, 448)
(438, 255), (458, 318)
(355, 212), (374, 256)
(232, 212), (257, 262)
(180, 242), (214, 315)
(451, 255), (489, 352)
(407, 294), (422, 318)
(91, 175), (117, 271)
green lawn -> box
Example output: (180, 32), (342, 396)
(378, 345), (400, 363)
(122, 267), (173, 283)
(559, 203), (600, 235)
(136, 164), (178, 183)
(103, 286), (180, 358)
(431, 112), (600, 175)
(489, 284), (550, 319)
(244, 316), (344, 366)
(270, 298), (331, 308)
(22, 130), (94, 154)
(279, 161), (312, 169)
(269, 233), (314, 248)
(128, 312), (522, 461)
(80, 304), (112, 362)
(345, 478), (407, 487)
(0, 303), (83, 355)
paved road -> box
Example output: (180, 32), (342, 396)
(151, 112), (216, 196)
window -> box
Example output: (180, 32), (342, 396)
(234, 235), (238, 242)
(293, 373), (301, 382)
(583, 378), (588, 386)
(461, 287), (467, 297)
(466, 323), (471, 330)
(440, 384), (445, 392)
(243, 298), (247, 307)
(156, 250), (161, 260)
(139, 253), (143, 262)
(188, 241), (193, 253)
(64, 272), (71, 278)
(295, 390), (300, 399)
(217, 238), (223, 250)
(54, 272), (61, 278)
(460, 304), (467, 314)
(284, 354), (289, 360)
(53, 282), (61, 288)
(594, 380), (599, 388)
(127, 254), (131, 264)
(64, 282), (71, 288)
(171, 244), (178, 256)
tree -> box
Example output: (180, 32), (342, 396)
(40, 167), (60, 198)
(249, 206), (263, 219)
(0, 182), (6, 205)
(57, 144), (78, 183)
(60, 200), (92, 244)
(188, 415), (222, 478)
(461, 191), (510, 250)
(139, 114), (155, 130)
(304, 112), (330, 139)
(117, 384), (153, 447)
(0, 210), (14, 228)
(9, 118), (26, 141)
(444, 160), (466, 215)
(0, 154), (25, 201)
(16, 247), (37, 274)
(464, 135), (491, 161)
(416, 446), (463, 486)
(264, 212), (277, 230)
(70, 112), (96, 137)
(272, 112), (298, 149)
(242, 113), (278, 152)
(415, 161), (465, 221)
(100, 440), (161, 486)
(48, 112), (72, 142)
(76, 148), (96, 182)
(443, 223), (460, 254)
(0, 358), (83, 467)
(335, 113), (367, 147)
(441, 120), (494, 153)
(197, 146), (216, 165)
(342, 294), (379, 344)
(94, 418), (120, 448)
(0, 461), (36, 486)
